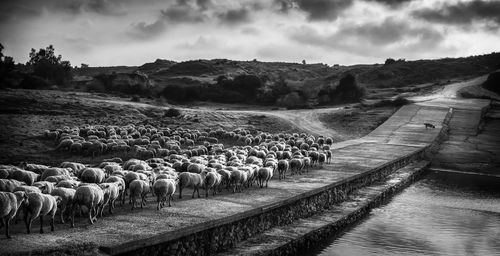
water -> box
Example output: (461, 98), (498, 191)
(309, 171), (500, 256)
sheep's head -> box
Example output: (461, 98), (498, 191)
(14, 191), (28, 208)
(53, 195), (62, 206)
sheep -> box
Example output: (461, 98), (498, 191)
(41, 167), (72, 181)
(10, 169), (39, 186)
(277, 160), (289, 180)
(153, 179), (176, 209)
(289, 158), (304, 175)
(55, 139), (73, 151)
(60, 162), (86, 173)
(105, 176), (126, 205)
(98, 182), (122, 215)
(80, 168), (106, 184)
(326, 150), (332, 164)
(0, 191), (28, 238)
(22, 163), (50, 175)
(257, 167), (273, 188)
(177, 172), (203, 199)
(45, 174), (71, 183)
(217, 169), (232, 191)
(23, 192), (61, 234)
(50, 187), (75, 223)
(0, 169), (10, 179)
(55, 180), (80, 189)
(0, 179), (25, 192)
(318, 153), (327, 167)
(71, 184), (104, 227)
(13, 185), (41, 194)
(201, 171), (221, 197)
(230, 169), (247, 193)
(129, 180), (150, 210)
(187, 163), (205, 174)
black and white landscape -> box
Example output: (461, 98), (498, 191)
(0, 1), (499, 256)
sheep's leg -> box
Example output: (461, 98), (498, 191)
(88, 206), (94, 224)
(4, 218), (11, 239)
(168, 195), (172, 207)
(60, 207), (66, 224)
(109, 201), (114, 214)
(206, 186), (209, 198)
(266, 179), (269, 188)
(157, 195), (161, 210)
(179, 187), (183, 199)
(39, 215), (44, 234)
(192, 188), (196, 198)
(197, 187), (200, 198)
(50, 215), (55, 231)
(70, 205), (76, 228)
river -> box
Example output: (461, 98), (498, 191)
(307, 171), (500, 256)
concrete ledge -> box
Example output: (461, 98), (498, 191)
(217, 161), (430, 256)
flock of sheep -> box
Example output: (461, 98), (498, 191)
(1, 124), (333, 238)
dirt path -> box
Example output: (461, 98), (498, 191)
(409, 75), (488, 102)
(88, 97), (350, 138)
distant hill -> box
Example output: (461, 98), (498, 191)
(71, 52), (500, 105)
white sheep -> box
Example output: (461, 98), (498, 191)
(178, 172), (203, 199)
(10, 169), (39, 186)
(80, 168), (106, 184)
(257, 167), (273, 188)
(0, 179), (25, 192)
(71, 184), (104, 227)
(0, 191), (27, 238)
(153, 179), (176, 209)
(50, 187), (75, 223)
(201, 171), (221, 197)
(129, 180), (150, 210)
(23, 192), (61, 234)
(41, 167), (72, 181)
(277, 160), (289, 180)
(98, 182), (122, 215)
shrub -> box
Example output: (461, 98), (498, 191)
(19, 74), (51, 89)
(330, 74), (365, 103)
(483, 71), (500, 95)
(373, 96), (411, 107)
(131, 95), (140, 102)
(164, 108), (181, 117)
(385, 58), (396, 65)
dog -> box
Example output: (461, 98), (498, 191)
(424, 123), (435, 129)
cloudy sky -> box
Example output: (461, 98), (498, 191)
(0, 0), (499, 66)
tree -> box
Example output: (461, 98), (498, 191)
(330, 74), (365, 103)
(27, 45), (72, 85)
(0, 43), (16, 88)
(384, 58), (396, 65)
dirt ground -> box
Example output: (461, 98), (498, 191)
(0, 88), (394, 165)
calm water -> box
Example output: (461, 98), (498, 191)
(309, 171), (500, 256)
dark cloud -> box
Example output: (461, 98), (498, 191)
(129, 20), (167, 39)
(64, 0), (126, 16)
(366, 0), (414, 8)
(413, 0), (500, 27)
(289, 18), (445, 56)
(160, 6), (206, 23)
(216, 8), (251, 25)
(195, 0), (211, 10)
(273, 0), (353, 21)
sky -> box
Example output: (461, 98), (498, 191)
(0, 0), (499, 67)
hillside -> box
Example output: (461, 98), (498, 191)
(70, 53), (500, 106)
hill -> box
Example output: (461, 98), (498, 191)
(68, 52), (500, 106)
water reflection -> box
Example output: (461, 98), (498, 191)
(309, 171), (500, 256)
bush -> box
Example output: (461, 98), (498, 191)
(164, 108), (181, 117)
(373, 96), (411, 107)
(385, 58), (396, 65)
(483, 71), (500, 95)
(19, 74), (51, 89)
(329, 74), (365, 103)
(131, 95), (140, 102)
